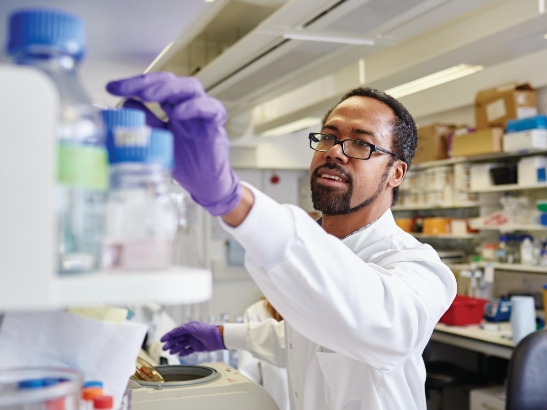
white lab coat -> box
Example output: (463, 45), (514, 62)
(222, 183), (456, 410)
(237, 300), (290, 410)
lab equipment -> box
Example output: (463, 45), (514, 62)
(484, 298), (512, 322)
(106, 73), (241, 216)
(161, 321), (225, 356)
(102, 112), (177, 270)
(129, 362), (279, 410)
(0, 368), (82, 410)
(7, 9), (107, 273)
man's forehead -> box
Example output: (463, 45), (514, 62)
(326, 96), (396, 126)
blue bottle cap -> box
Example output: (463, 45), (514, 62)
(101, 108), (146, 131)
(7, 8), (85, 60)
(109, 127), (173, 170)
(42, 378), (61, 387)
(147, 127), (174, 170)
(101, 108), (147, 161)
(83, 380), (103, 388)
(17, 379), (44, 389)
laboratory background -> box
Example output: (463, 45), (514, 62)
(1, 0), (547, 409)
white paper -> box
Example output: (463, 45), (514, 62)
(486, 98), (506, 122)
(0, 311), (147, 408)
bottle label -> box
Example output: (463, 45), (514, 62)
(58, 144), (108, 191)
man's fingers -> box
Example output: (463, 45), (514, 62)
(170, 97), (227, 125)
(122, 99), (165, 129)
(107, 73), (205, 105)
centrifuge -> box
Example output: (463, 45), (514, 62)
(129, 362), (279, 410)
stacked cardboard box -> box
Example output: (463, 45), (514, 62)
(452, 82), (537, 158)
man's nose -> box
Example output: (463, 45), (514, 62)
(324, 140), (348, 164)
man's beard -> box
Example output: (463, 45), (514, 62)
(310, 162), (391, 215)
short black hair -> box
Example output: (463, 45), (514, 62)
(322, 87), (417, 206)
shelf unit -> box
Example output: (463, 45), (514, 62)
(412, 233), (481, 239)
(392, 204), (480, 211)
(475, 224), (547, 233)
(0, 67), (213, 311)
(410, 149), (547, 170)
(448, 262), (547, 274)
(471, 183), (547, 193)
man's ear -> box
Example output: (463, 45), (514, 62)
(387, 160), (407, 188)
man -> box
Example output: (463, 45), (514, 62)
(107, 73), (456, 410)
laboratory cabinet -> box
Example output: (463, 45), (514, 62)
(0, 65), (212, 310)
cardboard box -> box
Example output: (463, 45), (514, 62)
(475, 82), (537, 130)
(413, 124), (454, 164)
(452, 127), (504, 157)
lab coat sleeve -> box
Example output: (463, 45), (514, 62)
(224, 319), (286, 367)
(220, 183), (456, 372)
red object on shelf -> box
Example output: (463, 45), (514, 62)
(439, 295), (488, 326)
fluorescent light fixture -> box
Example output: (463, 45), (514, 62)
(282, 32), (375, 46)
(384, 64), (484, 99)
(543, 33), (547, 39)
(260, 117), (321, 137)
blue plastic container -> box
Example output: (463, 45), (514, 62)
(484, 298), (512, 322)
(506, 115), (547, 133)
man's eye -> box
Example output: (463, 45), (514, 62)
(352, 140), (368, 147)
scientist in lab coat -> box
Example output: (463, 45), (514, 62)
(107, 73), (456, 410)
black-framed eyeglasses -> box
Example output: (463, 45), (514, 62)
(308, 133), (399, 161)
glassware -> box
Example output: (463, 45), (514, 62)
(102, 118), (177, 271)
(7, 9), (108, 273)
(0, 367), (82, 410)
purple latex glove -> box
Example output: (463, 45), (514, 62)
(160, 321), (226, 357)
(106, 72), (241, 216)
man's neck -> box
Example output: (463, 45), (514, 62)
(320, 198), (391, 239)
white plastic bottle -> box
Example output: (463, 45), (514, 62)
(102, 109), (177, 271)
(8, 9), (108, 273)
(520, 236), (535, 266)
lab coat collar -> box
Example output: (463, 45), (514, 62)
(341, 208), (397, 249)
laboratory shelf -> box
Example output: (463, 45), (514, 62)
(411, 149), (547, 170)
(470, 183), (547, 193)
(0, 267), (212, 311)
(474, 224), (547, 233)
(392, 204), (480, 211)
(448, 262), (547, 274)
(484, 263), (547, 274)
(54, 267), (212, 307)
(412, 233), (481, 239)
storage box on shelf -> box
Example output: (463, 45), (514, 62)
(414, 123), (454, 164)
(518, 156), (547, 186)
(474, 82), (537, 130)
(452, 128), (504, 157)
(0, 66), (212, 311)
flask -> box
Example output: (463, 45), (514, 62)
(102, 111), (177, 270)
(7, 9), (108, 273)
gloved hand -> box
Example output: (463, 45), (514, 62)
(160, 321), (226, 357)
(106, 72), (242, 216)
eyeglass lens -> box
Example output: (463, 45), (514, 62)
(311, 135), (371, 159)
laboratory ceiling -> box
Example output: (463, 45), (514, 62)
(1, 0), (547, 125)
